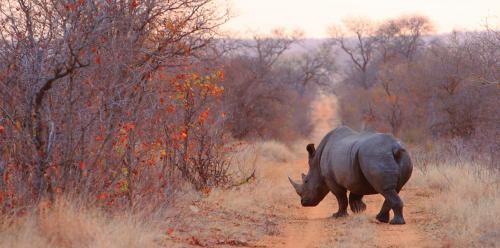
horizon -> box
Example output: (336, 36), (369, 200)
(221, 0), (500, 38)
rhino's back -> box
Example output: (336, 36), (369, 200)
(319, 127), (394, 194)
(356, 132), (408, 193)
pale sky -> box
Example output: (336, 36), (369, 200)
(222, 0), (500, 38)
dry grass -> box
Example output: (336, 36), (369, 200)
(1, 139), (498, 248)
(410, 163), (500, 247)
(204, 139), (300, 218)
(0, 199), (164, 248)
(223, 140), (301, 208)
(254, 140), (297, 164)
(316, 214), (375, 248)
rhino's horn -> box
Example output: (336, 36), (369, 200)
(288, 176), (303, 195)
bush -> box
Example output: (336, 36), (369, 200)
(0, 0), (230, 211)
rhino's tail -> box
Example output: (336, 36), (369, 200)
(392, 142), (413, 191)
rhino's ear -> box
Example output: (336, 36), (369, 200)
(306, 143), (315, 158)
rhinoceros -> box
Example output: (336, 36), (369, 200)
(288, 126), (413, 224)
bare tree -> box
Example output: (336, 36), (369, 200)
(221, 29), (308, 140)
(329, 18), (379, 89)
(292, 42), (336, 89)
(376, 15), (434, 62)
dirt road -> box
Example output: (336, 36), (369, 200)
(252, 95), (440, 248)
(250, 146), (439, 248)
(254, 174), (438, 248)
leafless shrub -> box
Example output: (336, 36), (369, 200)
(220, 30), (335, 142)
(331, 15), (499, 154)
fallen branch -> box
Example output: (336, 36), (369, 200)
(228, 169), (256, 188)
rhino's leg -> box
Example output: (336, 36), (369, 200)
(381, 190), (405, 225)
(349, 193), (366, 213)
(332, 191), (349, 218)
(376, 200), (390, 223)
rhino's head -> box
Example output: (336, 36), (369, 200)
(289, 144), (329, 207)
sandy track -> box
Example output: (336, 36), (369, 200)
(252, 95), (439, 248)
(253, 158), (438, 248)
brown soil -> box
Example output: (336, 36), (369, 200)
(252, 161), (440, 248)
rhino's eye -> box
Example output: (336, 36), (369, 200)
(304, 179), (308, 184)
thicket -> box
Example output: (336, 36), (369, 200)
(0, 0), (233, 212)
(329, 16), (499, 164)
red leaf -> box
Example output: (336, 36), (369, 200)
(130, 0), (139, 9)
(180, 130), (187, 140)
(123, 123), (135, 131)
(217, 70), (224, 80)
(97, 192), (108, 200)
(94, 55), (101, 65)
(197, 108), (210, 124)
(166, 105), (175, 113)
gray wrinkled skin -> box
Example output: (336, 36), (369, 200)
(289, 126), (413, 224)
